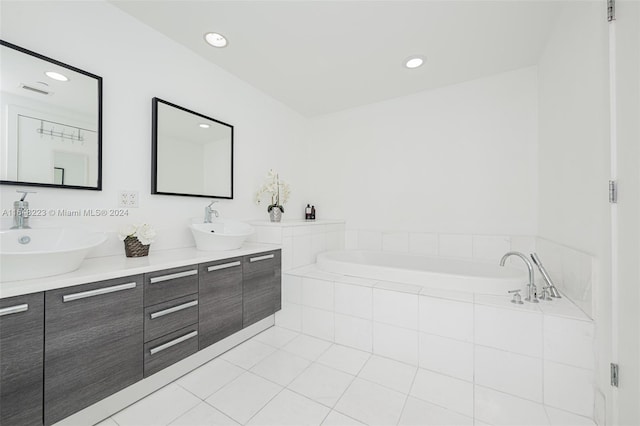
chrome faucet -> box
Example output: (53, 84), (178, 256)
(530, 253), (561, 298)
(10, 190), (36, 229)
(204, 201), (219, 223)
(500, 251), (538, 303)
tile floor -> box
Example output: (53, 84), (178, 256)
(98, 327), (595, 426)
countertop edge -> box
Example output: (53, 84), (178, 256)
(0, 243), (281, 299)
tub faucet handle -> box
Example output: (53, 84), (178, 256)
(540, 286), (553, 301)
(508, 289), (523, 305)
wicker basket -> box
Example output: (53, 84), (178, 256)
(124, 236), (150, 257)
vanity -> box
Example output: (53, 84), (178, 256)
(0, 245), (281, 426)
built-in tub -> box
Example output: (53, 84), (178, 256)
(316, 250), (527, 295)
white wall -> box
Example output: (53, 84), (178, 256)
(308, 67), (538, 237)
(0, 0), (310, 255)
(536, 2), (610, 423)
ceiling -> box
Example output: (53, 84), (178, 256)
(111, 1), (561, 117)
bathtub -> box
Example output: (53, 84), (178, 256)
(316, 250), (527, 295)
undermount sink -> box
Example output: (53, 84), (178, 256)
(189, 220), (254, 251)
(0, 227), (107, 282)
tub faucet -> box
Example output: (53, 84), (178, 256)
(530, 253), (561, 298)
(500, 251), (537, 303)
(204, 201), (219, 223)
(10, 190), (36, 229)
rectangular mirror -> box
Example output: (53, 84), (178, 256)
(152, 98), (233, 199)
(0, 40), (102, 190)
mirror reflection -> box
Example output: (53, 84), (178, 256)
(152, 98), (233, 199)
(0, 40), (102, 189)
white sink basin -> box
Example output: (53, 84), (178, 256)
(189, 220), (254, 251)
(0, 227), (107, 281)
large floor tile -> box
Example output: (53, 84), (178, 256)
(95, 418), (118, 426)
(321, 411), (366, 426)
(253, 326), (300, 348)
(334, 378), (407, 426)
(205, 372), (282, 424)
(250, 349), (311, 386)
(545, 406), (596, 426)
(474, 385), (550, 426)
(358, 355), (417, 394)
(113, 383), (200, 426)
(247, 389), (330, 426)
(289, 363), (355, 407)
(410, 369), (473, 417)
(398, 397), (474, 426)
(317, 344), (371, 375)
(169, 402), (239, 426)
(176, 358), (245, 399)
(220, 339), (277, 369)
(282, 334), (333, 360)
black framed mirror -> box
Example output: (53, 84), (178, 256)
(0, 40), (102, 190)
(152, 98), (233, 199)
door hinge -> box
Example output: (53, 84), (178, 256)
(611, 363), (619, 387)
(609, 180), (618, 203)
(608, 0), (616, 21)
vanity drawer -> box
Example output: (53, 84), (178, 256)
(144, 265), (199, 307)
(144, 294), (198, 342)
(144, 324), (198, 377)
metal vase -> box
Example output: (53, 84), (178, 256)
(269, 207), (283, 223)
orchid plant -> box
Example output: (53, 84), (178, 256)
(118, 223), (157, 246)
(255, 169), (291, 213)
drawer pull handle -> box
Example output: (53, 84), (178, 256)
(149, 330), (198, 355)
(150, 300), (198, 319)
(0, 304), (28, 316)
(207, 261), (241, 272)
(150, 269), (198, 284)
(63, 282), (137, 302)
(249, 254), (275, 263)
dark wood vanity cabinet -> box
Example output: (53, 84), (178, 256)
(43, 275), (144, 426)
(0, 248), (281, 425)
(242, 250), (282, 327)
(0, 292), (44, 426)
(198, 257), (244, 349)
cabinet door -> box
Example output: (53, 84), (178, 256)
(0, 292), (44, 426)
(198, 257), (243, 349)
(44, 275), (143, 425)
(242, 250), (281, 327)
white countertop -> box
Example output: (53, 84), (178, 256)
(249, 219), (345, 227)
(0, 243), (280, 299)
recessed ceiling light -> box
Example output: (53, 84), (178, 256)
(404, 56), (425, 69)
(204, 32), (228, 48)
(45, 71), (69, 81)
(199, 123), (211, 128)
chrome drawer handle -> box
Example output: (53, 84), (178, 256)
(207, 261), (241, 272)
(150, 300), (198, 319)
(149, 269), (198, 284)
(63, 282), (137, 302)
(249, 254), (275, 263)
(0, 304), (28, 317)
(149, 330), (198, 355)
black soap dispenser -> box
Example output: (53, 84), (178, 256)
(310, 205), (316, 220)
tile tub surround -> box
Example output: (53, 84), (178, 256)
(248, 220), (346, 271)
(276, 265), (596, 421)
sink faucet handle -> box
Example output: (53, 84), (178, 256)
(16, 190), (37, 201)
(540, 285), (553, 301)
(207, 200), (218, 208)
(508, 289), (523, 305)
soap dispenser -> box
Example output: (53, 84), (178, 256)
(305, 204), (312, 220)
(310, 205), (316, 220)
